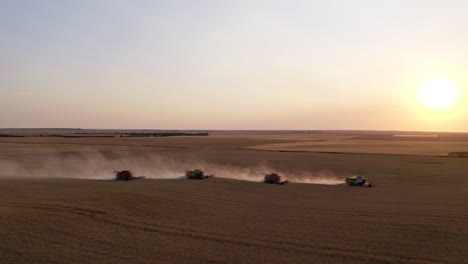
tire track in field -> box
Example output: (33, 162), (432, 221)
(1, 197), (461, 264)
(1, 216), (151, 264)
(0, 201), (448, 264)
(147, 186), (468, 223)
(90, 213), (447, 264)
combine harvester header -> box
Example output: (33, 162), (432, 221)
(114, 170), (145, 181)
(346, 175), (374, 187)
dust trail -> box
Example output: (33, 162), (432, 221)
(0, 147), (344, 185)
(206, 165), (344, 185)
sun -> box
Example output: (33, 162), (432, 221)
(417, 78), (461, 111)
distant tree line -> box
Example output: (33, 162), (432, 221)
(123, 132), (209, 137)
(0, 132), (209, 138)
(448, 152), (468, 157)
(47, 135), (114, 138)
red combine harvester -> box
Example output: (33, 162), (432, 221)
(185, 169), (214, 180)
(114, 170), (145, 181)
(264, 173), (288, 185)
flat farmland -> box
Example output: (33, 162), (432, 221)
(0, 130), (466, 264)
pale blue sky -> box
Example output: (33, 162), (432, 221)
(1, 0), (467, 131)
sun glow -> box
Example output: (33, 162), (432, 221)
(417, 78), (461, 111)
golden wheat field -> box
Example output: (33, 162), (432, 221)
(0, 130), (467, 264)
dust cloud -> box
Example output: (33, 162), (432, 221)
(0, 148), (344, 185)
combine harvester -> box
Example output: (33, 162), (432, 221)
(114, 170), (145, 181)
(264, 173), (288, 185)
(185, 169), (214, 180)
(345, 175), (374, 187)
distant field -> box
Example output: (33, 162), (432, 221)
(0, 130), (466, 264)
(2, 130), (468, 156)
(248, 139), (468, 156)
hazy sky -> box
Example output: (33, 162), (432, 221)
(1, 0), (467, 131)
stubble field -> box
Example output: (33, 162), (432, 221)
(0, 130), (466, 264)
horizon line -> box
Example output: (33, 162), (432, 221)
(0, 128), (467, 134)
